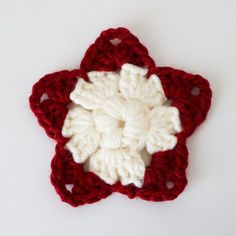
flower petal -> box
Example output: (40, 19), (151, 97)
(65, 128), (100, 163)
(146, 130), (177, 154)
(149, 106), (182, 133)
(62, 107), (94, 137)
(146, 106), (182, 154)
(119, 64), (166, 108)
(89, 148), (145, 187)
(62, 107), (100, 163)
(70, 72), (119, 110)
(119, 64), (147, 99)
(141, 74), (167, 107)
(88, 71), (119, 97)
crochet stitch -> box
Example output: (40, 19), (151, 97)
(29, 27), (212, 207)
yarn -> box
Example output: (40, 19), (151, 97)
(29, 27), (212, 206)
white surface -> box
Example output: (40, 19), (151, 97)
(0, 0), (235, 235)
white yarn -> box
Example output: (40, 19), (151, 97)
(89, 148), (145, 187)
(62, 63), (182, 187)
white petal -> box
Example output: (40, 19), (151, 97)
(88, 71), (119, 97)
(62, 107), (100, 163)
(121, 63), (148, 76)
(120, 64), (167, 108)
(65, 128), (100, 163)
(62, 107), (94, 137)
(149, 106), (182, 133)
(120, 64), (147, 100)
(70, 79), (100, 109)
(146, 106), (182, 154)
(146, 130), (177, 154)
(89, 148), (145, 187)
(70, 72), (119, 110)
(139, 74), (167, 108)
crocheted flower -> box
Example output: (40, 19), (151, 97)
(62, 64), (182, 187)
(29, 27), (212, 207)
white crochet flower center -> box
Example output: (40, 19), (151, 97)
(62, 64), (182, 187)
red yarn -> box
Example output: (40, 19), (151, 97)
(29, 27), (212, 206)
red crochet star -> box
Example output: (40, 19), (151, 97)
(29, 27), (212, 207)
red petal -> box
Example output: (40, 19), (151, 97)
(29, 69), (86, 143)
(51, 145), (112, 207)
(80, 27), (155, 72)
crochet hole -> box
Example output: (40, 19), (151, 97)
(140, 148), (152, 166)
(83, 159), (90, 172)
(110, 38), (121, 46)
(166, 181), (174, 189)
(67, 103), (77, 110)
(191, 87), (200, 96)
(163, 99), (172, 106)
(118, 120), (125, 128)
(40, 93), (49, 103)
(65, 184), (74, 192)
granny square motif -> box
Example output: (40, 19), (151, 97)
(29, 27), (212, 207)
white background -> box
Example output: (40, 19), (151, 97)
(0, 0), (236, 235)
